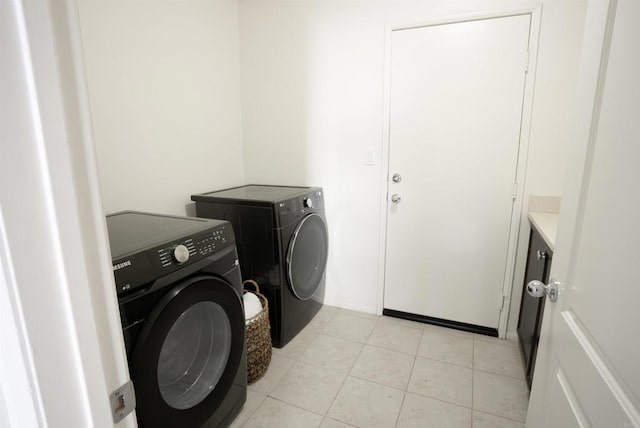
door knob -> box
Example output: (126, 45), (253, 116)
(527, 278), (560, 302)
(391, 194), (402, 204)
(392, 173), (402, 183)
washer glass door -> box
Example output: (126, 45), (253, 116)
(286, 213), (329, 300)
(157, 300), (231, 409)
(132, 275), (244, 428)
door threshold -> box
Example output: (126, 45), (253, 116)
(382, 308), (498, 337)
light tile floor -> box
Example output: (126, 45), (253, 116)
(231, 306), (528, 428)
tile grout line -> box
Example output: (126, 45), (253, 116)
(347, 372), (409, 395)
(323, 373), (350, 423)
(236, 392), (266, 428)
(290, 310), (522, 427)
(322, 416), (360, 428)
(248, 367), (524, 426)
(322, 313), (404, 426)
(473, 409), (527, 425)
(364, 340), (420, 358)
(471, 336), (529, 425)
(321, 323), (371, 426)
(402, 390), (475, 411)
(393, 391), (408, 428)
(413, 353), (473, 370)
(473, 367), (527, 382)
(279, 309), (530, 426)
(256, 311), (351, 425)
(267, 395), (328, 418)
(394, 350), (419, 428)
(273, 343), (343, 415)
(472, 337), (526, 380)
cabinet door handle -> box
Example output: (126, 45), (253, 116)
(536, 250), (547, 260)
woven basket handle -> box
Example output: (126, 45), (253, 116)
(243, 279), (261, 295)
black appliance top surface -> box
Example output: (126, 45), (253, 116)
(106, 211), (226, 258)
(194, 185), (318, 203)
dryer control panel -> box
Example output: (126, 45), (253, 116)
(277, 189), (324, 228)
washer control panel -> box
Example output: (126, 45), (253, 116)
(112, 222), (234, 295)
(172, 244), (190, 263)
(193, 227), (229, 257)
(155, 224), (231, 269)
(158, 240), (196, 267)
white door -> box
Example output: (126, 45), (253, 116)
(1, 0), (135, 426)
(384, 15), (531, 330)
(526, 0), (640, 426)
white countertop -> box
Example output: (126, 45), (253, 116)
(528, 211), (559, 251)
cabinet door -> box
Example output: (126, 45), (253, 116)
(528, 237), (552, 384)
(516, 228), (552, 387)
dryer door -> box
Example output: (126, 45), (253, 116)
(286, 213), (329, 300)
(131, 275), (244, 428)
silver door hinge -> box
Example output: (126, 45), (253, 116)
(524, 50), (530, 73)
(110, 379), (136, 423)
(498, 294), (508, 311)
(512, 182), (518, 200)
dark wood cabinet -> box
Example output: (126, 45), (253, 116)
(517, 225), (553, 389)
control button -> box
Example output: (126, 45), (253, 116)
(172, 244), (190, 264)
(303, 197), (313, 208)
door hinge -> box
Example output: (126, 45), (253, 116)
(498, 294), (509, 311)
(512, 182), (518, 200)
(524, 50), (530, 73)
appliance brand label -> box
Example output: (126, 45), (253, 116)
(113, 260), (132, 271)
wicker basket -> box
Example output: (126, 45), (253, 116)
(243, 280), (272, 384)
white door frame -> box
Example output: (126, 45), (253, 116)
(0, 0), (134, 426)
(376, 4), (542, 339)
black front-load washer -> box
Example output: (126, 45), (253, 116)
(106, 211), (246, 428)
(191, 185), (328, 347)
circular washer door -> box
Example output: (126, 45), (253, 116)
(286, 213), (329, 300)
(131, 275), (244, 428)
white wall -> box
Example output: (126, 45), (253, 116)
(507, 1), (587, 337)
(76, 0), (586, 331)
(77, 0), (245, 216)
(239, 0), (587, 320)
